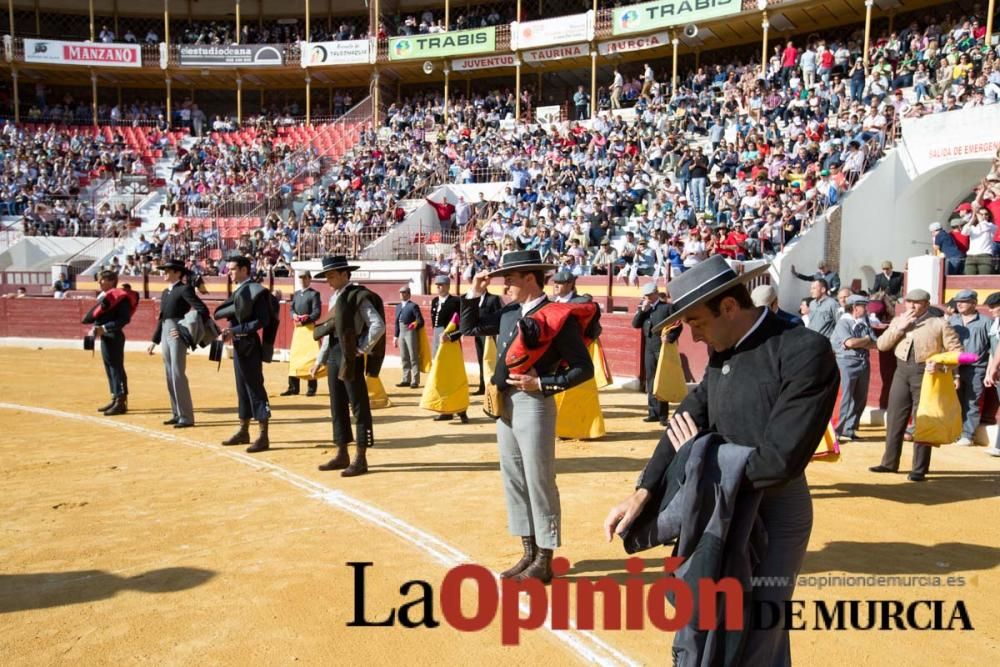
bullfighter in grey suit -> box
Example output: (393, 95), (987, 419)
(461, 250), (593, 584)
(147, 259), (209, 428)
(393, 285), (424, 388)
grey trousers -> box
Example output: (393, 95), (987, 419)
(496, 389), (560, 549)
(398, 328), (420, 385)
(958, 364), (987, 440)
(432, 325), (444, 358)
(161, 319), (194, 424)
(835, 356), (870, 438)
(743, 474), (813, 667)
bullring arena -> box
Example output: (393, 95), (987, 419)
(1, 340), (998, 664)
(4, 0), (1000, 663)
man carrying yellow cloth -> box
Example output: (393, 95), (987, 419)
(420, 313), (470, 422)
(285, 271), (323, 396)
(551, 271), (606, 440)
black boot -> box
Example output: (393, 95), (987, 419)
(341, 446), (368, 477)
(222, 419), (251, 446)
(318, 444), (351, 471)
(500, 537), (538, 579)
(246, 420), (270, 453)
(97, 398), (115, 413)
(280, 378), (300, 396)
(104, 396), (127, 416)
(514, 547), (554, 584)
(457, 411), (469, 424)
(306, 380), (317, 397)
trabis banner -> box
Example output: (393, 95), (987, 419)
(612, 0), (740, 36)
(24, 38), (142, 68)
(388, 27), (496, 61)
(178, 44), (284, 67)
(301, 40), (373, 66)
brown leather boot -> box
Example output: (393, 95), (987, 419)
(222, 420), (251, 446)
(104, 396), (127, 416)
(246, 419), (270, 453)
(500, 537), (537, 579)
(341, 446), (368, 477)
(514, 548), (554, 584)
(318, 444), (351, 471)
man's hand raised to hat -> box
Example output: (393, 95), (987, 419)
(472, 270), (491, 295)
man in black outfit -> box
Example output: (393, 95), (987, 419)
(282, 270), (323, 396)
(215, 255), (273, 453)
(147, 258), (208, 428)
(429, 274), (466, 421)
(310, 256), (386, 477)
(871, 259), (904, 299)
(471, 286), (504, 395)
(631, 281), (681, 424)
(605, 256), (839, 666)
(82, 269), (135, 416)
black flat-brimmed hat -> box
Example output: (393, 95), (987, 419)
(156, 258), (188, 273)
(652, 255), (772, 334)
(487, 250), (557, 278)
(313, 255), (359, 278)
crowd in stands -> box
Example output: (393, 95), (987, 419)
(0, 121), (159, 236)
(7, 6), (1000, 280)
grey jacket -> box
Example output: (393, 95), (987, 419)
(624, 432), (765, 667)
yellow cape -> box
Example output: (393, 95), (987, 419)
(554, 340), (606, 440)
(366, 375), (393, 410)
(417, 326), (433, 373)
(419, 338), (470, 413)
(483, 335), (497, 379)
(653, 340), (687, 404)
(591, 338), (612, 389)
(289, 323), (326, 379)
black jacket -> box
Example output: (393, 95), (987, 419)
(431, 294), (462, 342)
(637, 309), (839, 491)
(632, 300), (681, 359)
(394, 299), (424, 337)
(291, 287), (322, 324)
(152, 283), (209, 345)
(872, 270), (904, 297)
(460, 295), (593, 396)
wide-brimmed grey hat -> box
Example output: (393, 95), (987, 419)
(313, 255), (360, 278)
(652, 255), (771, 333)
(487, 250), (557, 278)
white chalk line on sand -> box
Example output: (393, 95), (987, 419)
(0, 402), (639, 667)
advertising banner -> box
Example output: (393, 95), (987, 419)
(451, 54), (516, 71)
(598, 30), (672, 56)
(511, 12), (593, 50)
(900, 105), (1000, 177)
(178, 44), (285, 67)
(388, 27), (496, 61)
(612, 0), (740, 36)
(522, 43), (590, 64)
(301, 40), (372, 66)
(24, 38), (142, 68)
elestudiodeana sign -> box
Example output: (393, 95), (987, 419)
(612, 0), (740, 36)
(301, 40), (373, 66)
(24, 38), (142, 67)
(388, 27), (496, 61)
(178, 44), (284, 67)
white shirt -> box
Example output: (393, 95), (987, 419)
(962, 220), (996, 255)
(733, 307), (769, 350)
(554, 291), (577, 303)
(521, 293), (548, 316)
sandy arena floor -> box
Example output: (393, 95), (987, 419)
(1, 348), (998, 665)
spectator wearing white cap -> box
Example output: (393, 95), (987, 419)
(751, 284), (803, 327)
